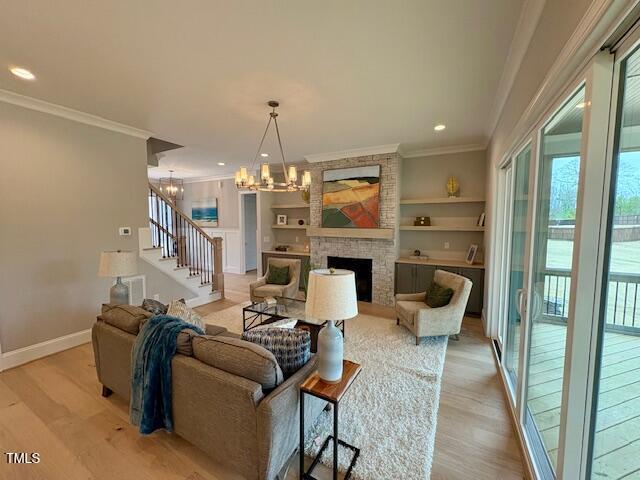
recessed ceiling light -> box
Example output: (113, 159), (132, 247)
(260, 153), (269, 157)
(10, 66), (35, 80)
(217, 162), (225, 166)
(434, 124), (446, 131)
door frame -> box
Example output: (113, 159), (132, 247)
(238, 190), (258, 274)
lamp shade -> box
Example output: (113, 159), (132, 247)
(305, 269), (358, 320)
(99, 250), (137, 277)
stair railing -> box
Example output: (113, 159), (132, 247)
(148, 183), (224, 297)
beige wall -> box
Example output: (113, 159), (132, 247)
(178, 178), (239, 229)
(0, 101), (189, 353)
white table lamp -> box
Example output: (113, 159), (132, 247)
(99, 250), (137, 305)
(305, 268), (358, 383)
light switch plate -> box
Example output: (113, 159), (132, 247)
(119, 227), (132, 236)
(444, 242), (450, 249)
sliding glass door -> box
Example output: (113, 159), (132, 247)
(589, 43), (640, 480)
(525, 86), (586, 472)
(504, 145), (532, 391)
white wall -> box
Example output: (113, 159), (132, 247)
(0, 101), (190, 354)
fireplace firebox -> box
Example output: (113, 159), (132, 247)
(327, 256), (372, 302)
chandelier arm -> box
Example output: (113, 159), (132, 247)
(272, 116), (289, 184)
(250, 116), (273, 173)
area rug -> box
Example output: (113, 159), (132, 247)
(203, 303), (448, 479)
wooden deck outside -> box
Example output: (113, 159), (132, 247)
(528, 322), (640, 479)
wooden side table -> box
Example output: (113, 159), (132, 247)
(299, 360), (362, 480)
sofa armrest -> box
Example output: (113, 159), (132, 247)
(250, 277), (267, 290)
(256, 357), (326, 480)
(395, 292), (426, 302)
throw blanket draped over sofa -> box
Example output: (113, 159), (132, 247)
(130, 315), (203, 434)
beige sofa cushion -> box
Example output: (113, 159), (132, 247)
(100, 304), (152, 335)
(253, 284), (285, 298)
(192, 335), (283, 389)
(396, 300), (428, 326)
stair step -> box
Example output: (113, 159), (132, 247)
(174, 266), (189, 271)
(158, 256), (177, 262)
(142, 247), (162, 251)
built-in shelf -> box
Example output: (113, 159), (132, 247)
(400, 197), (485, 205)
(396, 257), (485, 270)
(272, 224), (308, 230)
(271, 203), (310, 209)
(400, 225), (485, 232)
(306, 226), (395, 239)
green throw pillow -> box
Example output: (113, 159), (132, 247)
(266, 265), (290, 285)
(426, 282), (454, 308)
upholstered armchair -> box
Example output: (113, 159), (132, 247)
(250, 257), (301, 302)
(395, 269), (472, 345)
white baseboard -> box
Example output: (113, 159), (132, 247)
(223, 266), (244, 274)
(0, 329), (91, 372)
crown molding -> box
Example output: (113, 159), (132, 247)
(400, 143), (487, 159)
(0, 89), (153, 139)
(181, 173), (237, 184)
(304, 143), (400, 163)
(494, 0), (630, 162)
(486, 0), (546, 140)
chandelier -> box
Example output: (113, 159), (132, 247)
(158, 170), (184, 202)
(235, 101), (311, 192)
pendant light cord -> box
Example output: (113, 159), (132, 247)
(250, 115), (273, 174)
(272, 115), (289, 184)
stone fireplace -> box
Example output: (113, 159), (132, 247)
(308, 153), (400, 306)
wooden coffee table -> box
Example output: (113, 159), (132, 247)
(299, 360), (362, 480)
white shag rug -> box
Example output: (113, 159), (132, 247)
(204, 303), (448, 480)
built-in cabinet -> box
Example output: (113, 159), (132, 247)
(394, 260), (484, 315)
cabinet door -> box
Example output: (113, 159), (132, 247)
(415, 265), (436, 293)
(395, 263), (415, 294)
(436, 265), (461, 275)
(460, 268), (484, 315)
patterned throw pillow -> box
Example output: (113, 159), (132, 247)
(166, 300), (205, 330)
(141, 298), (168, 315)
(242, 327), (311, 377)
(425, 282), (454, 308)
(266, 265), (289, 285)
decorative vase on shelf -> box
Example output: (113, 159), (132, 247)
(301, 189), (310, 204)
(446, 176), (460, 198)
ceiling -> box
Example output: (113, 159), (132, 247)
(0, 0), (524, 180)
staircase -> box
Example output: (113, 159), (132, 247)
(139, 183), (224, 307)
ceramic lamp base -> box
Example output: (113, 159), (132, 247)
(110, 277), (129, 305)
(317, 320), (344, 383)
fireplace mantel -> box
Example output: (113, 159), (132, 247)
(306, 226), (394, 240)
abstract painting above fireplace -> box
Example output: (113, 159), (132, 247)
(322, 165), (380, 228)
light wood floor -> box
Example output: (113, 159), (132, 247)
(0, 271), (524, 479)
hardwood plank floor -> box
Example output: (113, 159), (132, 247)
(0, 271), (524, 479)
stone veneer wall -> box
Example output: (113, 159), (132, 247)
(309, 153), (400, 306)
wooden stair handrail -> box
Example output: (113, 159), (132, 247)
(149, 218), (176, 239)
(149, 182), (218, 243)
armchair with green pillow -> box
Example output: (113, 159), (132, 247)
(395, 269), (472, 345)
(250, 257), (301, 302)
